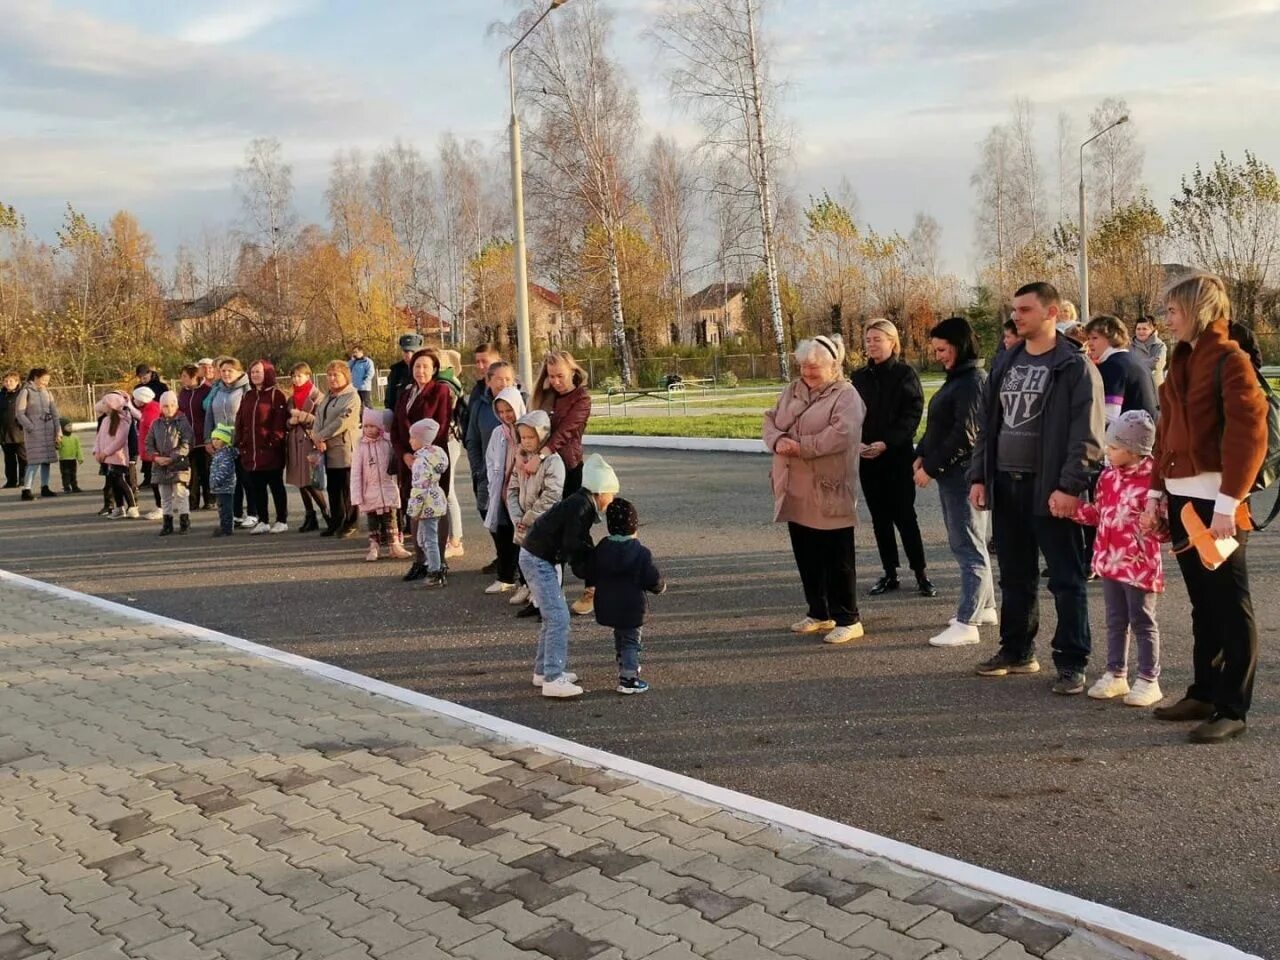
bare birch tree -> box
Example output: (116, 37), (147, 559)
(1087, 97), (1144, 217)
(1055, 111), (1077, 227)
(972, 124), (1014, 291)
(643, 135), (695, 343)
(370, 141), (438, 318)
(1009, 98), (1044, 248)
(651, 0), (791, 377)
(235, 137), (297, 314)
(504, 0), (638, 384)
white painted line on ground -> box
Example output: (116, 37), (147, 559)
(0, 567), (1257, 960)
(585, 435), (768, 453)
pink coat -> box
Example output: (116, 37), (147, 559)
(92, 401), (138, 467)
(350, 434), (401, 513)
(763, 378), (865, 530)
(1074, 457), (1166, 593)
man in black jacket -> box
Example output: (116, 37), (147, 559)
(0, 370), (26, 487)
(383, 333), (423, 413)
(969, 282), (1105, 694)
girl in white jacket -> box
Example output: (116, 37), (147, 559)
(482, 386), (526, 594)
(506, 409), (565, 609)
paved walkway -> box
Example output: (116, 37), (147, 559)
(0, 574), (1199, 960)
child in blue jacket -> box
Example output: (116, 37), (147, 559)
(589, 498), (665, 694)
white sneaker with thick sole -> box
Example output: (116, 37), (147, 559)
(125, 506), (140, 519)
(268, 521), (288, 534)
(790, 616), (836, 635)
(250, 522), (271, 535)
(1123, 677), (1164, 707)
(928, 621), (981, 647)
(532, 671), (579, 687)
(541, 677), (584, 698)
(509, 585), (531, 606)
(445, 540), (465, 559)
(237, 515), (259, 528)
(823, 623), (865, 644)
(144, 508), (164, 521)
(485, 580), (516, 595)
(1087, 671), (1130, 700)
(975, 608), (999, 626)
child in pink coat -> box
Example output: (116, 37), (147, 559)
(1074, 410), (1167, 707)
(350, 408), (410, 562)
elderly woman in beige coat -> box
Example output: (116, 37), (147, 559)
(763, 336), (866, 644)
(298, 360), (361, 537)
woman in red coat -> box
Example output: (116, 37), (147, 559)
(235, 359), (290, 534)
(391, 348), (453, 537)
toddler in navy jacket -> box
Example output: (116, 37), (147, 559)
(589, 498), (665, 694)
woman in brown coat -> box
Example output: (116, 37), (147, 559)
(763, 336), (867, 645)
(285, 362), (329, 532)
(1142, 272), (1268, 743)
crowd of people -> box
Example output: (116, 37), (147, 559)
(765, 272), (1267, 745)
(2, 270), (1268, 727)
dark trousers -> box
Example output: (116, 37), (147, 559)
(140, 459), (152, 487)
(358, 390), (373, 410)
(563, 462), (583, 498)
(787, 522), (859, 626)
(3, 442), (26, 486)
(189, 447), (211, 509)
(326, 467), (354, 532)
(233, 460), (246, 517)
(490, 523), (520, 583)
(59, 460), (78, 491)
(245, 468), (287, 524)
(1169, 495), (1257, 720)
(105, 465), (134, 510)
(992, 472), (1092, 671)
(216, 493), (235, 533)
(860, 449), (927, 576)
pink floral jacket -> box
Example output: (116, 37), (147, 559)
(1074, 457), (1166, 593)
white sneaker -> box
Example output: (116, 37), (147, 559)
(1087, 671), (1130, 700)
(1123, 677), (1164, 707)
(975, 608), (999, 626)
(388, 541), (411, 559)
(109, 507), (125, 519)
(250, 522), (270, 535)
(125, 506), (140, 519)
(268, 521), (288, 534)
(928, 621), (981, 647)
(485, 580), (516, 595)
(237, 515), (258, 528)
(444, 540), (465, 559)
(541, 677), (584, 698)
(365, 543), (379, 562)
(509, 584), (531, 606)
(532, 671), (578, 687)
(791, 616), (836, 635)
(823, 623), (865, 645)
(144, 508), (164, 521)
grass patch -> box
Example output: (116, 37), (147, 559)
(587, 414), (764, 439)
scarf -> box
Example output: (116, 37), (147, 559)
(292, 380), (313, 410)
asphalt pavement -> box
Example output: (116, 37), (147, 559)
(1, 449), (1276, 958)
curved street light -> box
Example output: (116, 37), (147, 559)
(1078, 115), (1129, 322)
(508, 0), (569, 393)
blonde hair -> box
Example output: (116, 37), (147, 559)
(864, 318), (901, 356)
(291, 362), (312, 377)
(1165, 272), (1231, 341)
(219, 357), (243, 373)
(441, 349), (462, 372)
(325, 360), (351, 388)
(532, 351), (589, 410)
(1060, 301), (1079, 323)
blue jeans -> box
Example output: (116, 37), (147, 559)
(615, 627), (642, 679)
(936, 471), (995, 625)
(22, 462), (50, 490)
(216, 493), (235, 533)
(417, 516), (441, 572)
(520, 548), (571, 681)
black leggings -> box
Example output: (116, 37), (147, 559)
(490, 523), (520, 583)
(246, 468), (287, 524)
(860, 449), (927, 576)
(326, 467), (354, 532)
(106, 465), (135, 509)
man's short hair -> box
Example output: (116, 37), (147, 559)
(1002, 318), (1017, 334)
(1014, 282), (1061, 308)
(180, 364), (200, 378)
(474, 342), (500, 357)
(135, 363), (152, 377)
(350, 342), (364, 353)
(1135, 315), (1155, 328)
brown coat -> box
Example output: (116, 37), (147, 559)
(286, 386), (322, 487)
(1152, 319), (1268, 514)
(763, 377), (865, 530)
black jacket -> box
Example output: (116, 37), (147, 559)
(850, 357), (924, 452)
(589, 536), (665, 630)
(384, 360), (412, 413)
(522, 488), (599, 579)
(1229, 321), (1263, 372)
(0, 387), (22, 445)
(968, 336), (1105, 516)
(1096, 350), (1157, 418)
(915, 360), (985, 478)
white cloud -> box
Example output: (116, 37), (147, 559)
(176, 0), (310, 45)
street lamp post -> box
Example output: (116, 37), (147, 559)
(1078, 115), (1129, 322)
(508, 0), (568, 394)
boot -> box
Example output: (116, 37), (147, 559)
(159, 516), (174, 537)
(388, 540), (411, 560)
(21, 489), (34, 501)
(40, 486), (57, 498)
(298, 512), (318, 533)
(178, 514), (190, 535)
(365, 540), (379, 562)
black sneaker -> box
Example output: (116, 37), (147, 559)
(402, 562), (427, 582)
(424, 569), (447, 588)
(516, 602), (540, 620)
(868, 575), (900, 596)
(20, 489), (34, 501)
(976, 651), (1041, 677)
(1051, 670), (1086, 695)
(617, 677), (650, 695)
(481, 558), (498, 575)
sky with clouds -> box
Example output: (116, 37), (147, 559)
(2, 0), (1278, 280)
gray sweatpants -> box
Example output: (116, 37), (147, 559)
(158, 481), (190, 518)
(1101, 577), (1160, 680)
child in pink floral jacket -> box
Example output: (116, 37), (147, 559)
(1074, 410), (1167, 707)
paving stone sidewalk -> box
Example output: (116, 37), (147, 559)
(0, 577), (1151, 960)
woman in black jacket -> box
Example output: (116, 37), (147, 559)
(913, 317), (996, 646)
(852, 319), (934, 597)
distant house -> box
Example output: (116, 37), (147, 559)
(164, 288), (261, 343)
(395, 306), (451, 340)
(532, 284), (589, 349)
(683, 283), (746, 346)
